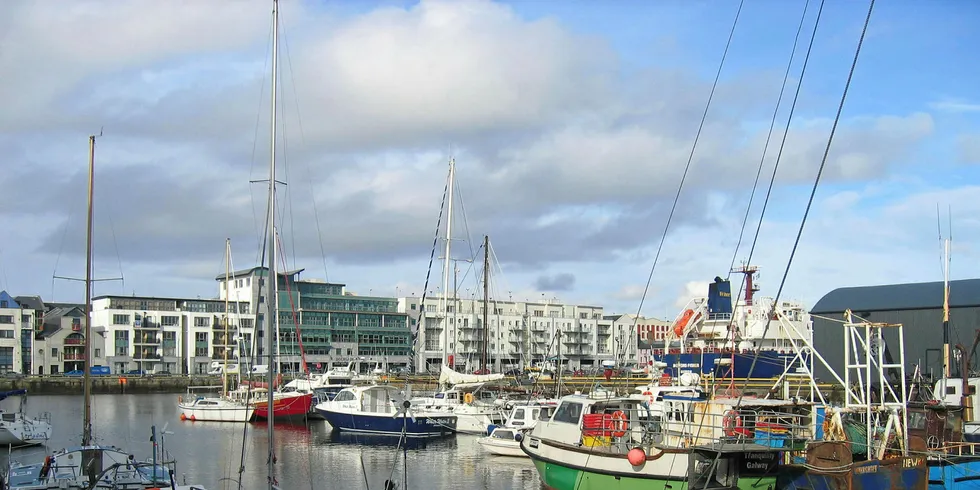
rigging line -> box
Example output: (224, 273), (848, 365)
(250, 21), (274, 266)
(105, 209), (126, 294)
(727, 0), (812, 281)
(740, 0), (875, 401)
(600, 1), (745, 486)
(629, 0), (745, 336)
(415, 168), (452, 371)
(744, 0), (823, 267)
(277, 67), (298, 274)
(717, 0), (814, 388)
(281, 23), (329, 282)
(51, 202), (76, 301)
(453, 173), (477, 262)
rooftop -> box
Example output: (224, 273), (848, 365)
(812, 278), (980, 313)
(214, 267), (305, 281)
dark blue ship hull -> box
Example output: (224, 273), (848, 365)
(654, 350), (805, 378)
(317, 408), (456, 438)
(929, 457), (980, 489)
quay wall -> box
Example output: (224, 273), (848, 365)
(0, 374), (838, 397)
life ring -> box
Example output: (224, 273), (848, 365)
(722, 410), (748, 437)
(673, 309), (694, 336)
(464, 393), (474, 404)
(609, 410), (628, 437)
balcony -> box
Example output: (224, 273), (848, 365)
(72, 324), (82, 332)
(134, 320), (160, 331)
(133, 353), (162, 360)
(63, 353), (85, 361)
(64, 338), (85, 345)
(162, 340), (176, 348)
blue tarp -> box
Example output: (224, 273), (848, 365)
(0, 389), (27, 401)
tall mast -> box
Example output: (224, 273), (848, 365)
(82, 134), (96, 447)
(223, 238), (231, 398)
(482, 235), (489, 372)
(440, 157), (455, 368)
(266, 0), (279, 487)
(943, 237), (951, 378)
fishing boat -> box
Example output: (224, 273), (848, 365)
(478, 402), (557, 457)
(521, 389), (810, 490)
(3, 136), (207, 489)
(0, 390), (51, 447)
(656, 266), (813, 379)
(315, 385), (456, 438)
(251, 390), (314, 421)
(776, 312), (928, 490)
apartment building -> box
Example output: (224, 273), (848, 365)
(217, 267), (413, 373)
(401, 295), (612, 373)
(91, 295), (254, 375)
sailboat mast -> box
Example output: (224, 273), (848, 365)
(82, 134), (96, 447)
(266, 0), (280, 487)
(943, 237), (951, 378)
(482, 235), (489, 372)
(223, 238), (231, 398)
(441, 157), (455, 368)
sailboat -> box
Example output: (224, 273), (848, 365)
(0, 390), (51, 447)
(245, 0), (313, 425)
(412, 160), (506, 435)
(177, 239), (257, 423)
(3, 137), (207, 489)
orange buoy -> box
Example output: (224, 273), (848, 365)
(190, 414), (196, 422)
(673, 309), (695, 336)
(627, 447), (646, 466)
(180, 413), (186, 421)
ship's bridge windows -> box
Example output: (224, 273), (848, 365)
(334, 391), (356, 402)
(552, 401), (583, 425)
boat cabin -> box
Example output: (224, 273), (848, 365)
(331, 385), (401, 415)
(503, 404), (556, 429)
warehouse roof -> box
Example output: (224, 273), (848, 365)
(812, 278), (980, 313)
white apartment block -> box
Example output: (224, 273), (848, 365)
(92, 295), (255, 375)
(0, 292), (27, 373)
(400, 296), (626, 373)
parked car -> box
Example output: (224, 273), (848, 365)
(126, 369), (146, 376)
(3, 372), (25, 379)
(65, 370), (84, 377)
(153, 371), (172, 376)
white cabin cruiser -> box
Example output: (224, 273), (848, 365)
(478, 402), (557, 457)
(0, 390), (51, 447)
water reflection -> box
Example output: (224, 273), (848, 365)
(1, 394), (541, 489)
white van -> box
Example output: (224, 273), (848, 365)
(207, 361), (240, 375)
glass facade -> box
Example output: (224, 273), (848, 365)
(276, 276), (412, 369)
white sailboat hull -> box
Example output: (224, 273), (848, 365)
(178, 397), (254, 423)
(0, 416), (51, 447)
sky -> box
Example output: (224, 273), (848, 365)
(1, 0), (978, 321)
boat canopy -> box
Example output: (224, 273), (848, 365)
(439, 366), (504, 386)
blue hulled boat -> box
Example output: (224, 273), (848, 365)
(315, 385), (456, 438)
(654, 265), (813, 380)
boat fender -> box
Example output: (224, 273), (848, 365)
(464, 393), (474, 404)
(40, 455), (51, 478)
(609, 410), (628, 438)
(514, 433), (523, 442)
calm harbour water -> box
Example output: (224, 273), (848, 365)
(0, 394), (543, 490)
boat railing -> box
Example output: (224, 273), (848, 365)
(579, 406), (812, 455)
(934, 441), (980, 456)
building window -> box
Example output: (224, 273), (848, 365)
(161, 316), (179, 327)
(51, 348), (58, 357)
(193, 317), (210, 327)
(112, 314), (130, 325)
(95, 349), (101, 358)
(0, 330), (13, 339)
(411, 304), (417, 310)
(0, 316), (12, 324)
